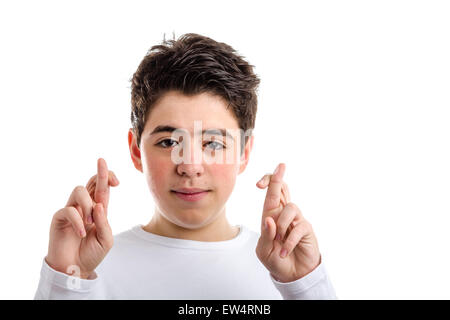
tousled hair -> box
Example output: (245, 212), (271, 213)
(130, 33), (260, 152)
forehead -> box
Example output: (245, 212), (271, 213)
(144, 90), (240, 132)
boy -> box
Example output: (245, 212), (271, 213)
(34, 33), (336, 299)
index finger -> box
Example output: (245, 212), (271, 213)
(263, 163), (286, 214)
(95, 158), (110, 211)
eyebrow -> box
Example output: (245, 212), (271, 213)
(150, 125), (235, 141)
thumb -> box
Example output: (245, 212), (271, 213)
(257, 216), (276, 258)
(92, 203), (113, 251)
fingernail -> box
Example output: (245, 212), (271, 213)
(87, 216), (93, 224)
(276, 233), (281, 241)
(80, 229), (86, 238)
(280, 248), (287, 258)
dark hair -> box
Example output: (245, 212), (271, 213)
(130, 33), (260, 152)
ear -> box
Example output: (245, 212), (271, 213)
(238, 135), (254, 175)
(128, 128), (143, 173)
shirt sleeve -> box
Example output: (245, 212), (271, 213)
(270, 257), (337, 300)
(34, 258), (106, 300)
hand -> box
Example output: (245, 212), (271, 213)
(255, 163), (321, 283)
(45, 158), (119, 279)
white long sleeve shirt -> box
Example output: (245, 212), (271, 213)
(34, 224), (337, 300)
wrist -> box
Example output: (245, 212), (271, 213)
(271, 255), (322, 283)
(80, 271), (95, 280)
(45, 256), (94, 279)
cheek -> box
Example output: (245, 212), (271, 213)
(143, 155), (172, 196)
(210, 163), (238, 193)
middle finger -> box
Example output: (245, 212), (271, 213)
(276, 203), (301, 241)
(86, 170), (119, 199)
(257, 174), (290, 206)
(95, 158), (110, 212)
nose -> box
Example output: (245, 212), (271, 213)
(175, 136), (205, 177)
(176, 163), (205, 177)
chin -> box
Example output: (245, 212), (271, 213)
(175, 215), (212, 229)
(165, 209), (215, 229)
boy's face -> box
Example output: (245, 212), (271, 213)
(128, 90), (253, 229)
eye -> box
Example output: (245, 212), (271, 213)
(156, 139), (179, 148)
(204, 141), (225, 150)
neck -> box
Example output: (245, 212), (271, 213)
(142, 208), (239, 242)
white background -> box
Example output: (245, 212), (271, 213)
(0, 0), (449, 299)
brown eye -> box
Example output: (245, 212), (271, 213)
(157, 139), (179, 148)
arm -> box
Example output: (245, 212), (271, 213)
(34, 258), (105, 300)
(35, 158), (118, 299)
(255, 163), (337, 300)
(270, 256), (337, 300)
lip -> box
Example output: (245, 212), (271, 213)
(171, 189), (210, 202)
(172, 188), (210, 194)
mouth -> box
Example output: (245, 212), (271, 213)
(170, 188), (211, 202)
(171, 188), (211, 194)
